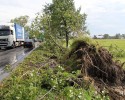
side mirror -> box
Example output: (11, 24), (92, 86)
(11, 30), (13, 35)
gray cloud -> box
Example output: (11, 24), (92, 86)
(0, 0), (125, 36)
(78, 0), (125, 35)
(0, 0), (52, 23)
(0, 0), (22, 7)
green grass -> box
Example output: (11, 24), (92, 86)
(94, 39), (125, 62)
(94, 39), (125, 50)
(1, 43), (109, 100)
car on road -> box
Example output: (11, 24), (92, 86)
(23, 39), (35, 48)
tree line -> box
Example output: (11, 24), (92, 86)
(94, 33), (125, 39)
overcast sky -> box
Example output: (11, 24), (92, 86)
(0, 0), (125, 36)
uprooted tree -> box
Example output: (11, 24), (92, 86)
(63, 39), (125, 99)
(66, 39), (125, 86)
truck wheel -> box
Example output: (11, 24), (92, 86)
(12, 42), (16, 48)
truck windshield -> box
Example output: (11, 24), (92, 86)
(0, 30), (11, 36)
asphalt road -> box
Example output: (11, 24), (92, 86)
(0, 42), (40, 82)
(0, 47), (33, 81)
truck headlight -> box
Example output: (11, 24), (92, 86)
(5, 38), (8, 41)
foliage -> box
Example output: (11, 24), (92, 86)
(94, 39), (125, 62)
(108, 44), (125, 57)
(10, 15), (32, 37)
(115, 33), (121, 39)
(46, 0), (88, 47)
(0, 42), (109, 100)
(103, 34), (109, 39)
(10, 15), (29, 27)
(31, 0), (88, 47)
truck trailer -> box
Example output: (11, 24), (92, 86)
(0, 23), (29, 49)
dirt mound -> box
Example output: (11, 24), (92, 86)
(66, 40), (125, 85)
(68, 40), (125, 85)
(66, 40), (125, 99)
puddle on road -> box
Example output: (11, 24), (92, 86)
(0, 48), (32, 82)
(11, 48), (31, 65)
(1, 48), (32, 66)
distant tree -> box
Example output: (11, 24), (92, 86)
(10, 15), (32, 37)
(103, 34), (109, 39)
(10, 15), (29, 27)
(121, 34), (125, 39)
(109, 36), (114, 39)
(29, 12), (48, 39)
(115, 33), (121, 39)
(43, 0), (88, 47)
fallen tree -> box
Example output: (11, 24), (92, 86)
(65, 39), (125, 99)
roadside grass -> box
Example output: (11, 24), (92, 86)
(0, 42), (109, 100)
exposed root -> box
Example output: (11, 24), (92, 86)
(66, 40), (125, 99)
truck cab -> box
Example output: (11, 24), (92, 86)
(0, 23), (25, 49)
(0, 23), (16, 49)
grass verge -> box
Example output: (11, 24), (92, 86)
(0, 41), (109, 100)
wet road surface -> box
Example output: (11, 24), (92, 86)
(0, 47), (33, 81)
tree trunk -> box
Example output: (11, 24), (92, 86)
(62, 16), (69, 48)
(65, 31), (69, 48)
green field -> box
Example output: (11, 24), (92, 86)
(94, 39), (125, 49)
(94, 39), (125, 62)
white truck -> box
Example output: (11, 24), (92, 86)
(0, 23), (29, 49)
